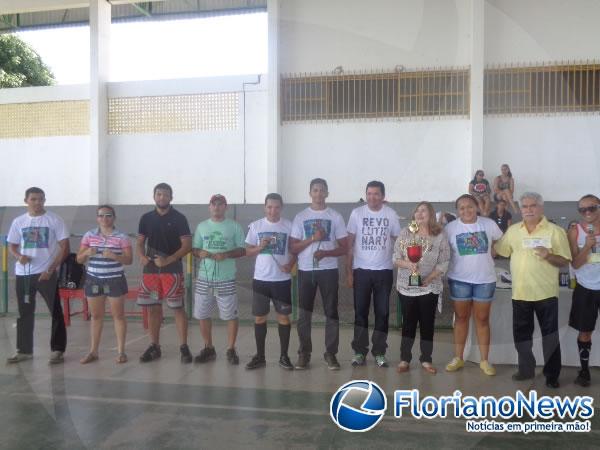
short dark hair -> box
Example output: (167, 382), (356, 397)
(265, 193), (283, 205)
(455, 193), (479, 209)
(153, 182), (173, 196)
(25, 187), (45, 200)
(579, 194), (600, 204)
(309, 178), (328, 191)
(97, 204), (116, 217)
(366, 180), (385, 196)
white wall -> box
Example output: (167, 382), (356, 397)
(485, 0), (600, 64)
(484, 116), (600, 200)
(279, 0), (471, 74)
(281, 120), (472, 203)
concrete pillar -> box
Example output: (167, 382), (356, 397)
(267, 0), (280, 193)
(89, 0), (110, 204)
(469, 0), (485, 175)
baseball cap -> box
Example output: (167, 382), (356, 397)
(210, 194), (227, 204)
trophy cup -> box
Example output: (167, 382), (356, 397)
(399, 220), (431, 287)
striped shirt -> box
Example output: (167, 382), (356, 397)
(81, 228), (131, 279)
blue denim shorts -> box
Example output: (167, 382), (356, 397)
(448, 279), (496, 302)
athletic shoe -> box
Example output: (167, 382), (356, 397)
(295, 353), (311, 370)
(545, 378), (560, 389)
(479, 360), (496, 376)
(351, 353), (366, 367)
(278, 355), (294, 370)
(139, 344), (161, 363)
(48, 351), (64, 365)
(245, 355), (266, 370)
(324, 352), (341, 370)
(574, 370), (591, 387)
(445, 357), (464, 372)
(180, 344), (192, 364)
(6, 352), (33, 364)
(226, 348), (239, 365)
(374, 355), (389, 368)
(194, 346), (216, 363)
(511, 371), (534, 381)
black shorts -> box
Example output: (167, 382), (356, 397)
(252, 279), (292, 317)
(84, 274), (129, 298)
(569, 283), (600, 332)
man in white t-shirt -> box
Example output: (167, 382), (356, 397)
(6, 187), (69, 364)
(290, 178), (348, 370)
(346, 181), (400, 368)
(245, 193), (297, 371)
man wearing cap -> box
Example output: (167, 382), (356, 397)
(192, 194), (246, 365)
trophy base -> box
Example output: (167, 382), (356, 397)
(408, 274), (422, 287)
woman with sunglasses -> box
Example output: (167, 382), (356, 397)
(468, 170), (492, 216)
(77, 205), (132, 364)
(568, 194), (600, 387)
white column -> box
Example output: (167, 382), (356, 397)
(89, 0), (110, 204)
(267, 0), (280, 193)
(469, 0), (485, 174)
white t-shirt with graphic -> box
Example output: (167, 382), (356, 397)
(7, 211), (70, 276)
(246, 217), (293, 282)
(446, 216), (503, 284)
(347, 204), (401, 270)
(291, 207), (348, 271)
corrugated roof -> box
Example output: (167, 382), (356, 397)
(0, 0), (266, 32)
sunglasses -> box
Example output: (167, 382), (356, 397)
(578, 205), (599, 214)
(97, 213), (114, 218)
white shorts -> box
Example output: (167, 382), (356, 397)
(193, 279), (238, 320)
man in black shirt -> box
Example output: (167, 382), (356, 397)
(136, 183), (193, 363)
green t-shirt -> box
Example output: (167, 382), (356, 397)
(193, 219), (245, 282)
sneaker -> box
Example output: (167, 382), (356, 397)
(180, 344), (192, 364)
(545, 378), (560, 389)
(374, 355), (389, 368)
(226, 348), (239, 365)
(48, 351), (64, 365)
(245, 354), (266, 370)
(194, 346), (216, 363)
(479, 360), (496, 376)
(351, 353), (366, 367)
(324, 352), (341, 371)
(6, 352), (33, 364)
(278, 355), (294, 370)
(139, 344), (162, 363)
(574, 370), (591, 387)
(511, 371), (534, 381)
(445, 357), (464, 372)
(295, 353), (311, 370)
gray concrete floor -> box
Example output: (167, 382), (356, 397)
(0, 315), (598, 449)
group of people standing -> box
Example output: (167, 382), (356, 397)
(5, 181), (600, 389)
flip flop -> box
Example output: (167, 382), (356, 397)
(422, 362), (437, 374)
(396, 361), (410, 373)
(80, 352), (98, 365)
(116, 353), (128, 364)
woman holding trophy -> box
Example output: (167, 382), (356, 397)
(394, 202), (450, 374)
(445, 194), (503, 376)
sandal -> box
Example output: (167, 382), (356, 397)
(422, 362), (437, 374)
(116, 353), (128, 364)
(80, 352), (99, 365)
(396, 361), (410, 373)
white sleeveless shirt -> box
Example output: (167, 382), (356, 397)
(573, 223), (600, 290)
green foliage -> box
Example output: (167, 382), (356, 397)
(0, 34), (55, 88)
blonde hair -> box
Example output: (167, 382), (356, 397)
(412, 201), (442, 236)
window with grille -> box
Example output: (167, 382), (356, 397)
(484, 63), (600, 115)
(281, 68), (470, 122)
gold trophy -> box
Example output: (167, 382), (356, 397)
(398, 220), (432, 287)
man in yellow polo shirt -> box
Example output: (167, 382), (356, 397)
(495, 192), (571, 389)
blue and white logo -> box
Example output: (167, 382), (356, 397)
(330, 380), (387, 432)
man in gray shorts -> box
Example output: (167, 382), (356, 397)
(245, 193), (297, 370)
(192, 195), (245, 365)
